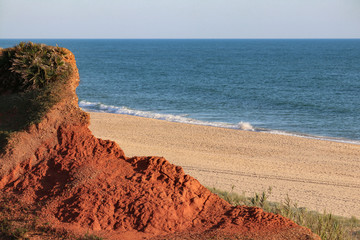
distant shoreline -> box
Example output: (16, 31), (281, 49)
(88, 111), (360, 218)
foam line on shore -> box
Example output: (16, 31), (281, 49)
(80, 100), (360, 145)
(80, 100), (238, 129)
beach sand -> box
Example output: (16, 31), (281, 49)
(89, 112), (360, 218)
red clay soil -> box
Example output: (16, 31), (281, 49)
(0, 48), (320, 239)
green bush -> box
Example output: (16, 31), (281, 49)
(0, 41), (70, 93)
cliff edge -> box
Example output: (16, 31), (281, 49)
(0, 43), (320, 239)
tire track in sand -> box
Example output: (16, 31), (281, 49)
(182, 166), (360, 189)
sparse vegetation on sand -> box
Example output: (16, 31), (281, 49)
(209, 187), (360, 240)
(0, 42), (72, 153)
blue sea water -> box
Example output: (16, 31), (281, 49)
(1, 39), (360, 143)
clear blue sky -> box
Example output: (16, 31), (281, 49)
(1, 0), (359, 39)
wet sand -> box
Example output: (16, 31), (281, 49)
(88, 112), (360, 218)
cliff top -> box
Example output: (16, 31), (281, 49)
(0, 42), (75, 152)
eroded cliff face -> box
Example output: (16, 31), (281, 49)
(0, 46), (320, 239)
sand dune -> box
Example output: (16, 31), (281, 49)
(89, 112), (360, 218)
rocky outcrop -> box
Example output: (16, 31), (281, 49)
(0, 45), (320, 239)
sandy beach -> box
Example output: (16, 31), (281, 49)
(89, 112), (360, 218)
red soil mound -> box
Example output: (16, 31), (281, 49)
(0, 48), (320, 239)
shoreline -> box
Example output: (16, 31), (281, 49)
(80, 103), (360, 146)
(88, 111), (360, 218)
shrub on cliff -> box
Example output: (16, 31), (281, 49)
(0, 42), (71, 93)
(0, 42), (73, 153)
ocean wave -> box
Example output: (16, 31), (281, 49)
(79, 100), (239, 129)
(79, 100), (360, 145)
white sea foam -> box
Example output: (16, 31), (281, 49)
(79, 100), (360, 145)
(238, 122), (255, 131)
(79, 100), (238, 129)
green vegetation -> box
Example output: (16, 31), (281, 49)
(209, 186), (360, 240)
(0, 42), (70, 93)
(0, 42), (72, 153)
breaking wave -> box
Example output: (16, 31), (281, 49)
(79, 100), (239, 129)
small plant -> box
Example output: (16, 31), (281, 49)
(249, 187), (272, 210)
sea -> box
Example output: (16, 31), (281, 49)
(1, 39), (360, 144)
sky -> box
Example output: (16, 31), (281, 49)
(0, 0), (359, 39)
